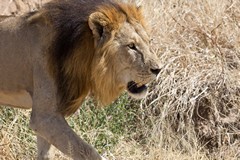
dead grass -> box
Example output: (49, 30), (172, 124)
(139, 0), (240, 159)
(1, 0), (240, 160)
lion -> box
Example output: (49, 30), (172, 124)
(0, 0), (160, 159)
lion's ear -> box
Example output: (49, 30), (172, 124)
(88, 12), (110, 43)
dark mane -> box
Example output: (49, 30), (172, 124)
(43, 0), (105, 116)
(45, 0), (102, 62)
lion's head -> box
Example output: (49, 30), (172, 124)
(89, 3), (160, 104)
(44, 1), (160, 116)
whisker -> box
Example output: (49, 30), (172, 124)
(127, 80), (147, 90)
(128, 83), (137, 90)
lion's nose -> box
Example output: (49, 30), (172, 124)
(150, 68), (161, 76)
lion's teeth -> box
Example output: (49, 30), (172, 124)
(137, 83), (142, 87)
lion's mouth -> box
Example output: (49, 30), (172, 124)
(127, 81), (148, 99)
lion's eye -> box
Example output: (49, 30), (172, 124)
(128, 43), (137, 50)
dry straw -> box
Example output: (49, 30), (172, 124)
(138, 0), (240, 159)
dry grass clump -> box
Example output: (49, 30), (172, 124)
(134, 0), (240, 159)
(0, 108), (36, 160)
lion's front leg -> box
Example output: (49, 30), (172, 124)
(30, 111), (101, 160)
(31, 57), (101, 160)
